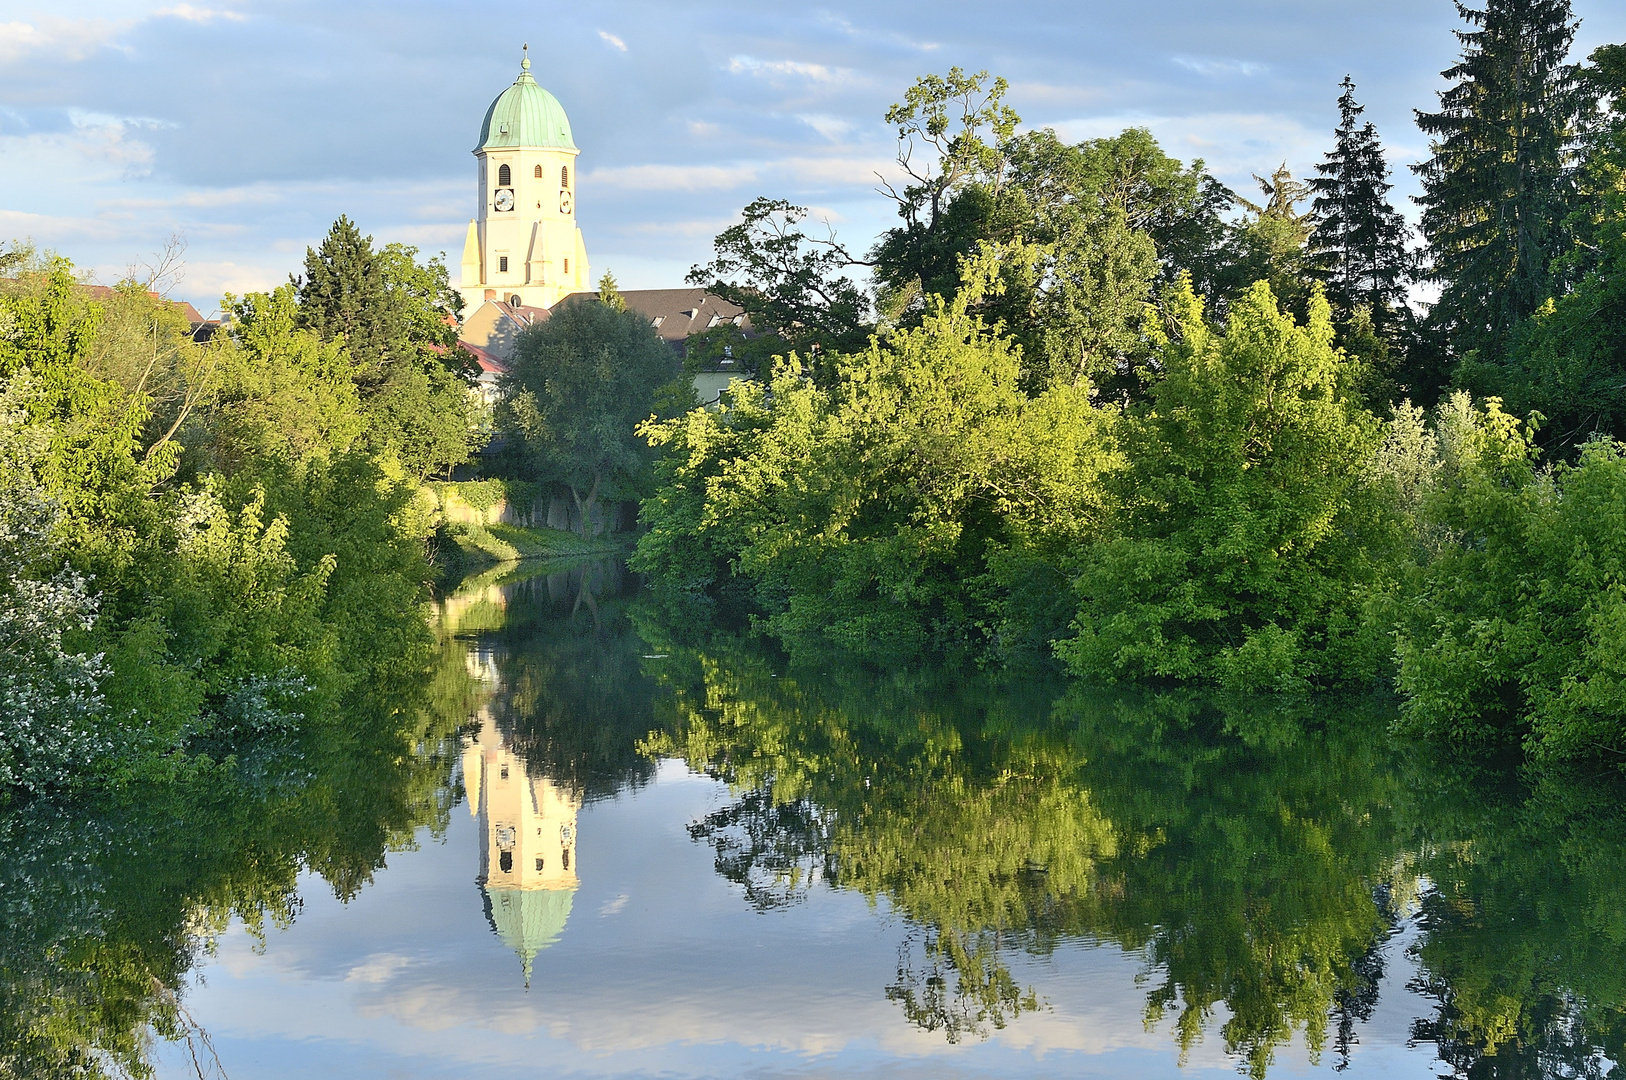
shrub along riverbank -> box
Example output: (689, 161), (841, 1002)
(0, 225), (479, 798)
(634, 273), (1626, 763)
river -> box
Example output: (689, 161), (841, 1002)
(3, 558), (1622, 1079)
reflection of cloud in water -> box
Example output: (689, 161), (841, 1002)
(182, 769), (1373, 1079)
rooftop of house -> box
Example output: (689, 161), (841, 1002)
(77, 284), (209, 327)
(457, 289), (755, 366)
(562, 288), (752, 349)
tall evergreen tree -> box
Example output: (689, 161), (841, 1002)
(1309, 77), (1415, 329)
(1413, 0), (1587, 360)
(293, 215), (390, 373)
(292, 217), (478, 478)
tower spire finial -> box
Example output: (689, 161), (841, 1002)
(521, 43), (530, 72)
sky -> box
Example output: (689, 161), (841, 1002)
(2, 0), (1625, 315)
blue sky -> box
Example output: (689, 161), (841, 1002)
(2, 0), (1624, 313)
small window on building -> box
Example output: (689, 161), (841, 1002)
(510, 294), (522, 306)
(534, 164), (544, 179)
(651, 315), (665, 328)
(499, 762), (509, 779)
(561, 848), (570, 871)
(499, 850), (513, 873)
(563, 258), (570, 274)
(534, 856), (544, 871)
(498, 256), (509, 273)
(497, 163), (511, 186)
(561, 166), (570, 190)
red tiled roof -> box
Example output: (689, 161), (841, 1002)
(460, 341), (510, 374)
(77, 284), (207, 326)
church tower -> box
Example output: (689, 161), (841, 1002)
(458, 48), (591, 312)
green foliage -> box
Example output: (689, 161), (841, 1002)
(1058, 280), (1394, 691)
(0, 245), (441, 797)
(634, 277), (1118, 661)
(1464, 50), (1626, 450)
(686, 197), (871, 357)
(192, 285), (364, 472)
(1215, 165), (1318, 319)
(1394, 396), (1626, 759)
(870, 68), (1020, 308)
(1414, 0), (1588, 360)
(1308, 79), (1415, 322)
(498, 296), (680, 537)
(293, 218), (479, 479)
(597, 270), (627, 312)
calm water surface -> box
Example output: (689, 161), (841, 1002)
(6, 560), (1624, 1079)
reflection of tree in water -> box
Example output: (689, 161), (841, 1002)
(886, 905), (1044, 1042)
(473, 559), (661, 802)
(0, 650), (469, 1077)
(687, 788), (836, 910)
(1401, 760), (1626, 1080)
(1329, 883), (1401, 1072)
(645, 645), (1424, 1071)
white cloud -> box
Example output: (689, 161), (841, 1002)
(726, 55), (843, 83)
(798, 113), (853, 142)
(153, 4), (246, 23)
(585, 163), (760, 191)
(68, 108), (175, 132)
(0, 16), (131, 63)
(815, 12), (940, 53)
(1172, 56), (1268, 78)
(345, 954), (414, 985)
(609, 218), (735, 239)
(597, 29), (626, 52)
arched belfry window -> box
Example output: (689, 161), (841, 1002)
(533, 164), (544, 179)
(497, 163), (511, 186)
(561, 166), (570, 190)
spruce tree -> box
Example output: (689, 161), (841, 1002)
(294, 215), (390, 375)
(1308, 77), (1415, 330)
(1413, 0), (1586, 360)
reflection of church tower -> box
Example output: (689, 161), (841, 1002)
(462, 710), (580, 985)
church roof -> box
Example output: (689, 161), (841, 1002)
(477, 52), (576, 152)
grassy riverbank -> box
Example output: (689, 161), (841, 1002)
(433, 520), (626, 574)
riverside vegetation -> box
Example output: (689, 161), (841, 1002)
(639, 8), (1626, 767)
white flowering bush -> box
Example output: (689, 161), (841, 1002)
(0, 378), (110, 795)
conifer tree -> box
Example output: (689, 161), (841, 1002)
(293, 215), (390, 373)
(1309, 77), (1415, 330)
(1413, 0), (1587, 360)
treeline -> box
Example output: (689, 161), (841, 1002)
(0, 217), (482, 796)
(634, 1), (1626, 764)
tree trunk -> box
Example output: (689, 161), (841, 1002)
(570, 472), (603, 540)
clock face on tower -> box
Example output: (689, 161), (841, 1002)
(494, 188), (515, 212)
(559, 190), (573, 215)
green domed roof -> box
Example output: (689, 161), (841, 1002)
(484, 885), (575, 985)
(477, 53), (576, 152)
